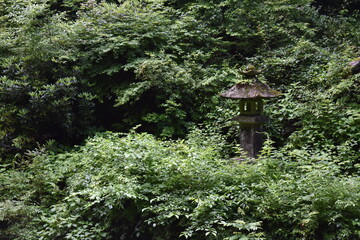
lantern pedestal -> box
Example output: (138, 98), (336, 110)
(233, 115), (268, 158)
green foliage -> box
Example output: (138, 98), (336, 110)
(258, 43), (360, 173)
(2, 131), (360, 239)
(0, 75), (95, 164)
(1, 0), (359, 160)
(0, 0), (237, 160)
(1, 0), (360, 239)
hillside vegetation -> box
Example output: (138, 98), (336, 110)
(0, 0), (359, 239)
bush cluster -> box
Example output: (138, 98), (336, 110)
(2, 131), (360, 239)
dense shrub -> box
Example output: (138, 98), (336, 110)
(2, 131), (360, 239)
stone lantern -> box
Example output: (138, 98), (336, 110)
(221, 74), (281, 158)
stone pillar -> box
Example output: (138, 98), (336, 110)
(233, 115), (268, 158)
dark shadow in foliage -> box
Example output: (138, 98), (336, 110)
(313, 0), (360, 15)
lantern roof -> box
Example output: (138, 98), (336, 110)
(220, 81), (281, 99)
